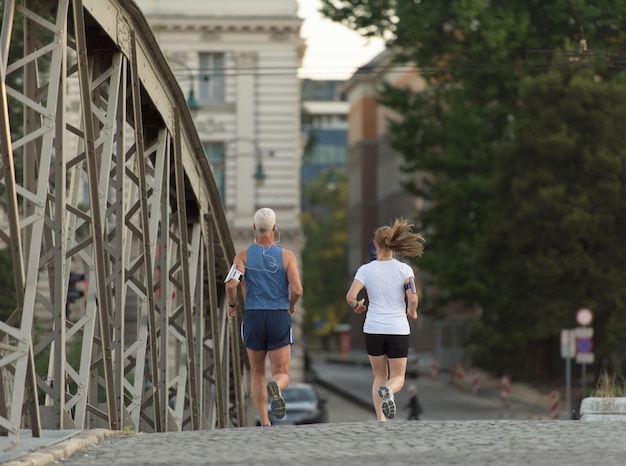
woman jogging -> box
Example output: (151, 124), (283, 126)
(346, 218), (424, 421)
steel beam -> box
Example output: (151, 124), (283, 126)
(0, 0), (249, 451)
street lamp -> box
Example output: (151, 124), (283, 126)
(225, 137), (274, 185)
(186, 87), (200, 111)
(166, 54), (201, 111)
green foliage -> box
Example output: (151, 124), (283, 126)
(121, 426), (135, 435)
(301, 171), (349, 339)
(592, 370), (626, 397)
(0, 247), (17, 322)
(320, 0), (626, 378)
(474, 71), (626, 377)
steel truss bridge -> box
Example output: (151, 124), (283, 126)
(0, 0), (250, 450)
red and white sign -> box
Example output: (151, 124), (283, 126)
(576, 308), (593, 326)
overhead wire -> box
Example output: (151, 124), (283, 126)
(169, 54), (626, 80)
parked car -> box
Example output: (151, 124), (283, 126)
(256, 383), (328, 425)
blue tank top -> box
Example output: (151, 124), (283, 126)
(244, 244), (290, 311)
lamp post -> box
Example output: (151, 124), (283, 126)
(166, 55), (201, 111)
(223, 137), (274, 214)
(225, 137), (274, 185)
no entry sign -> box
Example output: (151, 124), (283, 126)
(576, 308), (593, 326)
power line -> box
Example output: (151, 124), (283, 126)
(169, 55), (626, 80)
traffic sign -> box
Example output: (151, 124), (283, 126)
(575, 327), (593, 338)
(560, 329), (576, 359)
(576, 337), (593, 353)
(576, 352), (595, 364)
(576, 308), (593, 326)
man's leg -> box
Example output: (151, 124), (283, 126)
(267, 344), (291, 390)
(266, 345), (290, 419)
(247, 348), (270, 425)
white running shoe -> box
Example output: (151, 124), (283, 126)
(378, 385), (396, 419)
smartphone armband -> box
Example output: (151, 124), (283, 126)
(403, 277), (417, 294)
(224, 264), (244, 283)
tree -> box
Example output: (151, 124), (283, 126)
(474, 70), (626, 378)
(301, 170), (349, 345)
(320, 0), (626, 312)
(319, 0), (626, 378)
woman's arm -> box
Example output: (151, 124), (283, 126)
(405, 277), (419, 320)
(346, 279), (366, 313)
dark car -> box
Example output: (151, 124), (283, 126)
(256, 383), (328, 425)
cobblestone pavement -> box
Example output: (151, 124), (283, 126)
(4, 354), (619, 465)
(27, 420), (626, 466)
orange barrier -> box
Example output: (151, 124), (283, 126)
(430, 356), (439, 380)
(550, 390), (560, 419)
(470, 368), (481, 395)
(500, 375), (511, 405)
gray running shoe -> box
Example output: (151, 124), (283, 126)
(267, 381), (286, 419)
(378, 385), (396, 419)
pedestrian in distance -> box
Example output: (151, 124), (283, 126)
(406, 384), (423, 420)
(225, 207), (303, 426)
(346, 218), (424, 421)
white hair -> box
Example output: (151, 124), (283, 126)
(254, 208), (276, 234)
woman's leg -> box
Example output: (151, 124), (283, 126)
(386, 357), (408, 393)
(368, 354), (389, 421)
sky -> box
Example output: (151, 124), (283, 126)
(296, 0), (385, 80)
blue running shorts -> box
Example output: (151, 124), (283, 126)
(242, 309), (293, 351)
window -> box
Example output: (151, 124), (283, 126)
(198, 53), (225, 103)
(203, 142), (225, 202)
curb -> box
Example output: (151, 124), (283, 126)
(314, 370), (373, 411)
(315, 356), (552, 418)
(4, 429), (123, 466)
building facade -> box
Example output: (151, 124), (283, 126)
(342, 50), (462, 362)
(135, 0), (306, 381)
(300, 79), (348, 211)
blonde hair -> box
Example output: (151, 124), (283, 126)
(374, 218), (425, 257)
(254, 207), (276, 234)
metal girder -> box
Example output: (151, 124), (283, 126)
(0, 0), (248, 450)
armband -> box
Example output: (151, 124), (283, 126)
(224, 264), (244, 283)
(404, 277), (417, 294)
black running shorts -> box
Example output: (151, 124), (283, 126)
(364, 333), (409, 358)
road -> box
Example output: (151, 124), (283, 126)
(312, 358), (550, 421)
(315, 383), (374, 423)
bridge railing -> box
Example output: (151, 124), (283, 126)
(0, 0), (249, 450)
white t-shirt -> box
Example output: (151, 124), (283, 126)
(354, 259), (414, 335)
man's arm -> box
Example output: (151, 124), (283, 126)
(284, 249), (302, 315)
(225, 253), (245, 316)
